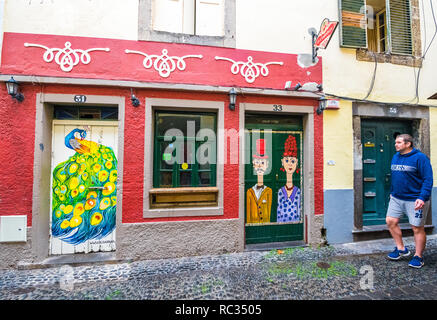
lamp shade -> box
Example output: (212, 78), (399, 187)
(5, 77), (19, 96)
(228, 88), (237, 111)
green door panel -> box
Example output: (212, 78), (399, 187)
(361, 120), (411, 226)
(245, 114), (304, 244)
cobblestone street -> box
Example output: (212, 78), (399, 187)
(0, 235), (436, 301)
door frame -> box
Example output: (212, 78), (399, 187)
(353, 102), (431, 231)
(32, 93), (125, 260)
(239, 103), (316, 246)
(49, 119), (119, 255)
(360, 119), (412, 226)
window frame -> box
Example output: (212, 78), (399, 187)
(340, 0), (422, 67)
(138, 0), (236, 48)
(153, 110), (217, 188)
(376, 9), (387, 53)
(143, 98), (225, 218)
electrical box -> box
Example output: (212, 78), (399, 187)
(0, 215), (27, 242)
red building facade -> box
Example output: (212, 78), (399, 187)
(0, 32), (324, 268)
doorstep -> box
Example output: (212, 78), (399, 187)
(244, 240), (306, 252)
(17, 252), (131, 270)
(352, 223), (434, 242)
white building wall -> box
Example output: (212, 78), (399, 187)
(2, 0), (436, 106)
(3, 0), (138, 40)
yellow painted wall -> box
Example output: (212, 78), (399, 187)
(430, 108), (437, 185)
(323, 100), (354, 189)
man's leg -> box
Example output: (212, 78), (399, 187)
(412, 226), (426, 257)
(386, 216), (405, 250)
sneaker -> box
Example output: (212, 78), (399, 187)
(387, 247), (411, 260)
(408, 256), (424, 268)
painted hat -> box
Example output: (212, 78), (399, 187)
(283, 135), (297, 158)
(253, 139), (269, 159)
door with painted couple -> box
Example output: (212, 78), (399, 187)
(244, 114), (304, 245)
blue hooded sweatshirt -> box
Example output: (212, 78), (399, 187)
(390, 148), (434, 202)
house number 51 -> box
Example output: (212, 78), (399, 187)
(273, 104), (283, 112)
(74, 95), (87, 103)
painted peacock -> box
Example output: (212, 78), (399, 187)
(52, 129), (117, 245)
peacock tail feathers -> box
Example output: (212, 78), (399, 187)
(52, 142), (117, 245)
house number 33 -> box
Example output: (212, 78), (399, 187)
(273, 104), (283, 111)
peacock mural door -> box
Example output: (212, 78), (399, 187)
(50, 120), (118, 255)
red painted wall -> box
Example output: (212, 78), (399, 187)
(0, 85), (37, 226)
(0, 84), (323, 228)
(1, 32), (322, 91)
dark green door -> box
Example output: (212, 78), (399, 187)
(245, 114), (304, 244)
(361, 119), (412, 225)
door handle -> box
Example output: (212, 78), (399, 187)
(89, 186), (106, 190)
(385, 173), (391, 182)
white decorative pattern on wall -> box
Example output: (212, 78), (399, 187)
(24, 42), (110, 72)
(215, 56), (283, 83)
(125, 49), (203, 78)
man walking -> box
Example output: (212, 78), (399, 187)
(386, 134), (433, 268)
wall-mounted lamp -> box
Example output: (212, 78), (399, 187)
(130, 89), (140, 107)
(316, 96), (328, 115)
(228, 87), (237, 111)
(5, 77), (24, 102)
(293, 83), (302, 91)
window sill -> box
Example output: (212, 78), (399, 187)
(356, 49), (423, 68)
(145, 187), (221, 218)
(139, 30), (236, 48)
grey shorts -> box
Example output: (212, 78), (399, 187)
(387, 196), (430, 227)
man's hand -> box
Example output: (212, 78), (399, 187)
(415, 199), (425, 210)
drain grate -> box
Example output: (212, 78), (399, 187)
(316, 261), (331, 270)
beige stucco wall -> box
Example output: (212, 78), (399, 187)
(430, 108), (437, 186)
(323, 100), (354, 189)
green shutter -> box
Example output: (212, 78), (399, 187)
(387, 0), (413, 55)
(339, 0), (368, 48)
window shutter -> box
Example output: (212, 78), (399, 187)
(339, 0), (368, 48)
(386, 0), (413, 55)
(152, 0), (185, 33)
(195, 0), (224, 36)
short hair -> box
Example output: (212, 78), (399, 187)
(396, 134), (414, 148)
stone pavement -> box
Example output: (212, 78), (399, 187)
(0, 235), (436, 300)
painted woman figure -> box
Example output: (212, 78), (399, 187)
(277, 135), (301, 223)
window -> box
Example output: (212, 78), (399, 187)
(53, 105), (118, 120)
(340, 0), (414, 55)
(152, 0), (224, 36)
(153, 110), (217, 188)
(138, 0), (236, 48)
(144, 98), (224, 216)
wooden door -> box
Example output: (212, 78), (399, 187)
(361, 119), (411, 225)
(50, 120), (118, 255)
(244, 114), (304, 244)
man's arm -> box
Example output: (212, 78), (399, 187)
(417, 155), (434, 208)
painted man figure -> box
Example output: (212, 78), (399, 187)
(246, 139), (272, 224)
(386, 134), (433, 268)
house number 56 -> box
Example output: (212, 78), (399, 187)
(273, 104), (283, 112)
